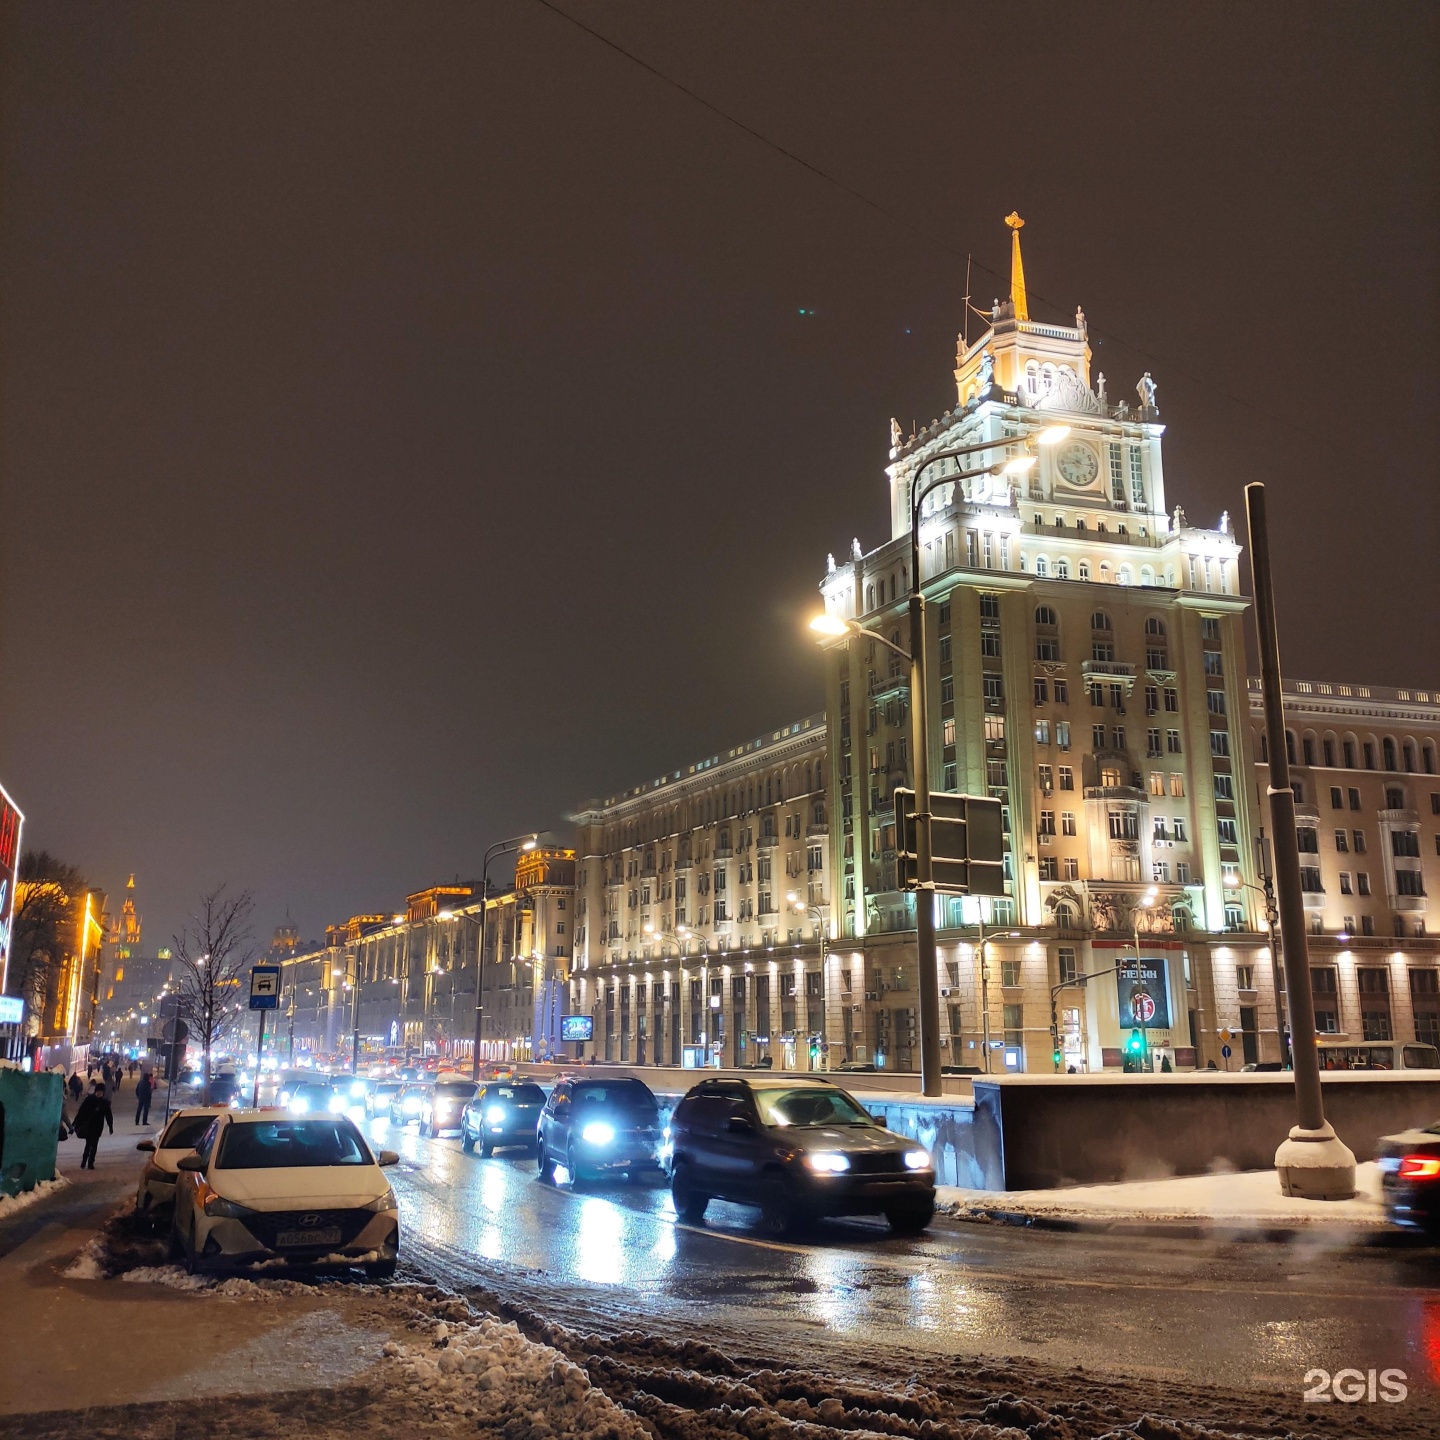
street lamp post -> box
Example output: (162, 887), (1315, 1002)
(814, 423), (1068, 1096)
(644, 923), (710, 1066)
(1245, 482), (1355, 1199)
(788, 893), (830, 1069)
(458, 834), (539, 1083)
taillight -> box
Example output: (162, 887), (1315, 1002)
(1397, 1154), (1440, 1181)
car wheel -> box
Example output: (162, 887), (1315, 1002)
(885, 1201), (936, 1236)
(565, 1144), (584, 1189)
(181, 1222), (204, 1276)
(460, 1127), (475, 1154)
(671, 1165), (710, 1224)
(365, 1258), (398, 1281)
(166, 1218), (184, 1263)
(537, 1143), (555, 1183)
(757, 1176), (797, 1239)
(480, 1137), (494, 1158)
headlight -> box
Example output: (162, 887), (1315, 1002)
(903, 1149), (931, 1171)
(580, 1121), (615, 1145)
(278, 1090), (292, 1106)
(203, 1195), (258, 1219)
(350, 1081), (367, 1098)
(361, 1187), (397, 1213)
(328, 1094), (347, 1113)
(486, 1106), (507, 1124)
(805, 1152), (851, 1174)
(404, 1095), (422, 1112)
(288, 1096), (310, 1115)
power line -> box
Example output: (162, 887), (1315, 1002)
(529, 0), (1293, 435)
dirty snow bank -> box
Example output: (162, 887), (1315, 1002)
(0, 1174), (67, 1218)
(942, 1160), (1388, 1227)
(389, 1316), (650, 1439)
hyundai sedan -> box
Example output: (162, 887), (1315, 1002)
(171, 1112), (399, 1278)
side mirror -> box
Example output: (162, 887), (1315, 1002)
(176, 1153), (205, 1172)
(726, 1114), (755, 1134)
(136, 1140), (156, 1152)
(871, 1115), (888, 1129)
(377, 1149), (400, 1167)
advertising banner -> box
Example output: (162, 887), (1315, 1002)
(1116, 957), (1171, 1030)
(560, 1014), (594, 1042)
(0, 783), (24, 996)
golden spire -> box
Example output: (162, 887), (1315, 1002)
(1005, 212), (1029, 321)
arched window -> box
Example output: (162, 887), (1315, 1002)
(1025, 360), (1039, 394)
(1117, 565), (1133, 586)
(1285, 731), (1297, 766)
(1424, 741), (1437, 776)
(1385, 785), (1405, 809)
(1055, 558), (1070, 580)
(1054, 902), (1076, 929)
(1035, 556), (1049, 577)
(1139, 565), (1155, 585)
(888, 631), (903, 679)
(1078, 560), (1091, 581)
(1145, 617), (1166, 636)
(1091, 611), (1112, 630)
(1383, 737), (1398, 771)
(1402, 739), (1416, 772)
(1035, 605), (1058, 626)
(865, 583), (874, 612)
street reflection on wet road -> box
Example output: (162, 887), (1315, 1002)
(363, 1116), (1440, 1393)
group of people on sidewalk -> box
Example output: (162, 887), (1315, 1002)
(61, 1061), (158, 1169)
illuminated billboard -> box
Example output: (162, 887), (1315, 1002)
(560, 1014), (594, 1042)
(0, 782), (23, 996)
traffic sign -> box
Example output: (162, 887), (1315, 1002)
(894, 789), (1006, 895)
(1221, 1043), (1232, 1059)
(249, 965), (282, 1010)
(1219, 1027), (1234, 1043)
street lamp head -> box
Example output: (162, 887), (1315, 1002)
(1035, 424), (1071, 446)
(392, 914), (405, 925)
(808, 613), (851, 638)
(1223, 873), (1241, 888)
(1143, 887), (1159, 905)
(520, 838), (538, 852)
(643, 922), (656, 935)
(438, 909), (454, 920)
(1001, 455), (1036, 476)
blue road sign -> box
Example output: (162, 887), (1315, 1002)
(249, 965), (282, 1010)
(1220, 1043), (1232, 1059)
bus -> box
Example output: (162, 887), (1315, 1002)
(1316, 1041), (1440, 1071)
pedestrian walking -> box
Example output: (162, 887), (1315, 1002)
(134, 1071), (153, 1127)
(128, 1060), (137, 1079)
(72, 1082), (114, 1170)
(67, 1071), (83, 1103)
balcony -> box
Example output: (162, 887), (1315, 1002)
(1391, 893), (1427, 912)
(1379, 809), (1420, 827)
(1084, 785), (1145, 802)
(757, 833), (779, 849)
(806, 822), (829, 837)
(1301, 889), (1325, 909)
(1081, 660), (1138, 682)
(870, 673), (910, 703)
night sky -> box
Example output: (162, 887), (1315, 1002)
(2, 3), (1435, 949)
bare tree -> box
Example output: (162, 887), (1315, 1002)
(8, 851), (88, 1043)
(171, 885), (257, 1102)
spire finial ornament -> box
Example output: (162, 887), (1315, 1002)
(1004, 212), (1029, 321)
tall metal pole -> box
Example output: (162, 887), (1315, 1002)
(978, 918), (991, 1074)
(1255, 832), (1289, 1067)
(1245, 483), (1355, 1198)
(470, 884), (490, 1083)
(252, 1006), (265, 1108)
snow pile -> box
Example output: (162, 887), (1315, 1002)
(941, 1160), (1389, 1228)
(62, 1236), (107, 1280)
(392, 1317), (651, 1439)
(0, 1175), (67, 1218)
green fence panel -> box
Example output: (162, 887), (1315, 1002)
(0, 1069), (63, 1198)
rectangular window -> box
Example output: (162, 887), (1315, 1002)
(1299, 866), (1324, 892)
(1214, 773), (1235, 801)
(1001, 959), (1022, 987)
(1211, 731), (1231, 757)
(1357, 872), (1371, 896)
(1145, 684), (1159, 714)
(1330, 786), (1343, 809)
(1090, 683), (1105, 707)
(1397, 869), (1426, 896)
(1173, 817), (1187, 841)
(1129, 446), (1145, 506)
(1236, 965), (1255, 990)
(1058, 947), (1079, 984)
(1054, 680), (1069, 704)
(942, 716), (956, 747)
(985, 713), (1006, 741)
(984, 675), (1004, 701)
(1033, 677), (1048, 704)
(1392, 830), (1421, 858)
(1039, 810), (1056, 836)
(1353, 830), (1367, 853)
(1058, 765), (1075, 791)
(1062, 856), (1079, 880)
(1147, 728), (1162, 757)
(1038, 764), (1054, 791)
(1339, 873), (1353, 895)
(941, 677), (954, 703)
(1035, 719), (1051, 745)
(1061, 811), (1077, 836)
(1206, 690), (1227, 716)
(1217, 818), (1238, 845)
(1167, 730), (1183, 754)
(1177, 862), (1190, 883)
(1093, 724), (1107, 750)
(1149, 771), (1165, 796)
(1108, 445), (1125, 501)
(1164, 687), (1179, 713)
(1038, 856), (1058, 880)
(1056, 721), (1071, 750)
(1113, 726), (1127, 750)
(981, 632), (1001, 657)
(1170, 773), (1185, 797)
(1348, 788), (1361, 811)
(1153, 861), (1170, 882)
(938, 634), (952, 664)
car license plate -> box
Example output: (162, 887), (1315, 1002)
(276, 1227), (342, 1248)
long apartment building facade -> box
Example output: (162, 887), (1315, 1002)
(569, 716), (835, 1070)
(277, 847), (575, 1065)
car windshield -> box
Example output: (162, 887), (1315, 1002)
(216, 1119), (372, 1169)
(375, 1081), (402, 1095)
(293, 1082), (333, 1097)
(436, 1082), (476, 1097)
(491, 1084), (545, 1104)
(160, 1115), (218, 1151)
(573, 1082), (656, 1114)
(754, 1087), (872, 1128)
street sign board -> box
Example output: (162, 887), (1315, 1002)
(894, 789), (1006, 895)
(1219, 1028), (1234, 1044)
(249, 965), (282, 1010)
(0, 995), (23, 1026)
(1221, 1044), (1233, 1059)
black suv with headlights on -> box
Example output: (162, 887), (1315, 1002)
(537, 1076), (663, 1185)
(667, 1076), (935, 1237)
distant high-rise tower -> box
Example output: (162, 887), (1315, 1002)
(270, 915), (300, 956)
(110, 873), (142, 956)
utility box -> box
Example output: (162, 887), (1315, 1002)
(0, 1067), (63, 1199)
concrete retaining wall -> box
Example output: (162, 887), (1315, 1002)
(0, 1068), (63, 1199)
(977, 1072), (1440, 1191)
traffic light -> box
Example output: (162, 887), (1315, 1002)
(1123, 1027), (1149, 1073)
(1126, 1028), (1146, 1056)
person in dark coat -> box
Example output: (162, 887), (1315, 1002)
(73, 1083), (114, 1170)
(134, 1071), (154, 1127)
(67, 1071), (83, 1103)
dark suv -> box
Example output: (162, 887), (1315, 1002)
(667, 1077), (935, 1237)
(536, 1077), (662, 1185)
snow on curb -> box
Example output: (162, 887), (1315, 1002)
(0, 1175), (68, 1219)
(940, 1161), (1391, 1229)
(388, 1317), (650, 1439)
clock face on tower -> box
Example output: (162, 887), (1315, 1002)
(1056, 442), (1100, 487)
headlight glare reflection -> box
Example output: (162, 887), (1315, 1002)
(580, 1121), (615, 1145)
(806, 1152), (851, 1174)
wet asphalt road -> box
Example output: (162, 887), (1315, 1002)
(359, 1114), (1440, 1400)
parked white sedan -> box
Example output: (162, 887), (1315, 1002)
(134, 1107), (233, 1225)
(171, 1111), (400, 1278)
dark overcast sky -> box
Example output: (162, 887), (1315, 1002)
(1, 2), (1435, 949)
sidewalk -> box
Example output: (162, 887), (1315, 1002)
(939, 1161), (1395, 1238)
